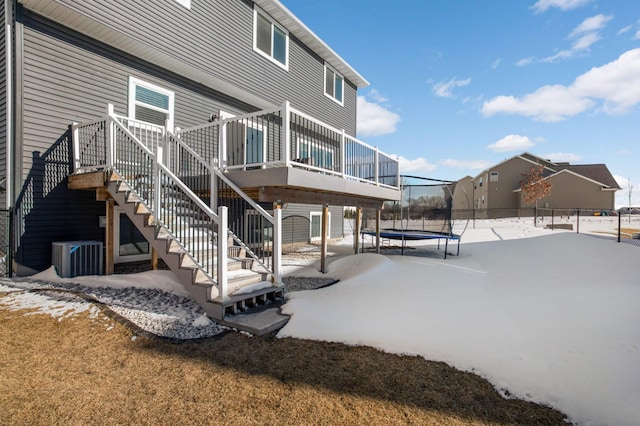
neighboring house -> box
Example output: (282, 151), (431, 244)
(1, 0), (400, 321)
(454, 153), (619, 218)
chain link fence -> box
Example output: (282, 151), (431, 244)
(0, 208), (13, 277)
(452, 207), (640, 247)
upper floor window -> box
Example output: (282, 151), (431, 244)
(490, 172), (499, 182)
(254, 7), (288, 69)
(128, 77), (175, 130)
(324, 64), (343, 105)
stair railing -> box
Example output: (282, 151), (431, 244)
(164, 131), (282, 284)
(72, 106), (231, 300)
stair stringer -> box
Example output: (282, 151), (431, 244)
(106, 178), (284, 320)
(106, 180), (228, 319)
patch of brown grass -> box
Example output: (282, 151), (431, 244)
(0, 305), (567, 425)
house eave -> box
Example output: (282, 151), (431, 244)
(253, 0), (369, 89)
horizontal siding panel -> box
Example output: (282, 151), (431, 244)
(31, 0), (357, 134)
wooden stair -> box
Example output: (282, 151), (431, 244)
(106, 177), (285, 322)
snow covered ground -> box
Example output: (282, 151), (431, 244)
(1, 216), (639, 425)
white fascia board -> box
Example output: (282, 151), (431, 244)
(254, 0), (369, 88)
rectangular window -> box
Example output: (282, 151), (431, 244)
(324, 64), (344, 105)
(479, 176), (483, 187)
(253, 7), (288, 69)
(490, 172), (499, 182)
(128, 77), (174, 130)
(310, 211), (331, 241)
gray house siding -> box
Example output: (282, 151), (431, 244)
(37, 0), (358, 134)
(13, 7), (267, 273)
(281, 203), (344, 245)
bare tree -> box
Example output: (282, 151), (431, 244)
(628, 177), (634, 224)
(520, 164), (552, 226)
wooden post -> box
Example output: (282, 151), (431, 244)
(273, 204), (282, 283)
(320, 204), (329, 273)
(354, 206), (362, 254)
(105, 200), (114, 275)
(151, 247), (159, 270)
(375, 209), (381, 254)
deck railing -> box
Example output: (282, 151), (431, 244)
(177, 101), (400, 189)
(72, 110), (233, 299)
(71, 105), (282, 294)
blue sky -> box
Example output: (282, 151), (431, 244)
(281, 0), (640, 207)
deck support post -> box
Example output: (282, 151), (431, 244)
(320, 204), (329, 273)
(105, 199), (114, 275)
(354, 206), (362, 254)
(151, 247), (158, 270)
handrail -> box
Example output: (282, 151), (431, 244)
(214, 169), (275, 225)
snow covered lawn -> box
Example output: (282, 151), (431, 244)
(279, 220), (640, 426)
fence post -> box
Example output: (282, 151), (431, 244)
(217, 206), (228, 300)
(340, 129), (346, 178)
(164, 118), (172, 167)
(281, 101), (290, 166)
(218, 122), (226, 170)
(71, 123), (80, 172)
(210, 158), (217, 211)
(107, 104), (115, 167)
(576, 208), (580, 233)
(618, 211), (622, 243)
(273, 206), (282, 284)
(154, 147), (163, 216)
(551, 209), (554, 230)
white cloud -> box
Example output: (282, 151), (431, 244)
(395, 156), (437, 174)
(482, 48), (640, 121)
(441, 159), (492, 170)
(531, 0), (593, 13)
(491, 59), (502, 69)
(542, 15), (611, 62)
(432, 78), (471, 98)
(635, 30), (640, 40)
(516, 57), (535, 67)
(487, 135), (535, 153)
(569, 14), (612, 37)
(543, 152), (582, 162)
(617, 25), (632, 35)
(368, 88), (388, 103)
(356, 95), (400, 137)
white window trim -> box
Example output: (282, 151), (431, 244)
(324, 63), (344, 106)
(128, 76), (175, 130)
(490, 171), (499, 182)
(310, 211), (331, 241)
(253, 5), (289, 71)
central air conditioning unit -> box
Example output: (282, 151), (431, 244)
(52, 241), (103, 278)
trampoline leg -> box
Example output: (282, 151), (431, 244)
(457, 239), (460, 256)
(444, 238), (449, 259)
